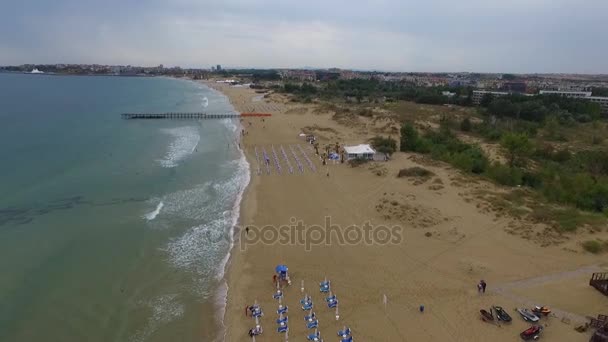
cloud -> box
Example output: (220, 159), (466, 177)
(0, 0), (606, 73)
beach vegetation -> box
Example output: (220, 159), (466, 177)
(582, 240), (606, 254)
(370, 136), (397, 156)
(397, 167), (434, 178)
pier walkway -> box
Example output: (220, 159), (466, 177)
(121, 112), (271, 119)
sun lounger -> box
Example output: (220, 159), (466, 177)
(306, 318), (319, 329)
(273, 290), (283, 300)
(277, 305), (288, 315)
(325, 295), (336, 302)
(340, 336), (353, 342)
(319, 280), (330, 293)
(276, 322), (288, 333)
(302, 302), (313, 311)
(307, 330), (320, 341)
(305, 312), (316, 321)
(276, 316), (288, 324)
(300, 295), (311, 305)
(337, 327), (351, 337)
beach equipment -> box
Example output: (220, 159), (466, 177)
(300, 294), (311, 304)
(531, 305), (551, 317)
(517, 308), (540, 322)
(325, 294), (338, 308)
(305, 311), (316, 321)
(337, 327), (351, 337)
(319, 279), (330, 293)
(302, 301), (313, 311)
(276, 315), (288, 324)
(249, 304), (263, 318)
(273, 289), (283, 300)
(307, 329), (321, 341)
(479, 308), (494, 323)
(248, 325), (263, 337)
(340, 336), (353, 342)
(306, 318), (319, 329)
(492, 306), (512, 322)
(277, 322), (288, 333)
(520, 325), (543, 340)
(277, 305), (288, 315)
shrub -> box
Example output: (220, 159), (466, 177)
(460, 117), (472, 132)
(348, 158), (369, 167)
(449, 147), (488, 174)
(370, 136), (397, 156)
(487, 163), (523, 186)
(398, 167), (434, 178)
(582, 240), (604, 254)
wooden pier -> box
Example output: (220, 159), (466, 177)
(590, 272), (608, 296)
(121, 112), (272, 119)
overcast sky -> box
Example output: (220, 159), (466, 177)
(1, 0), (607, 73)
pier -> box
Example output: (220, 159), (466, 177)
(121, 112), (271, 119)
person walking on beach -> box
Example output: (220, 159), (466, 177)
(481, 280), (487, 293)
(245, 305), (249, 317)
(245, 226), (249, 235)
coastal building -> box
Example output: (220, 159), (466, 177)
(539, 90), (608, 113)
(539, 90), (592, 98)
(501, 81), (527, 93)
(344, 144), (376, 161)
(472, 90), (509, 104)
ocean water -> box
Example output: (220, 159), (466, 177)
(0, 73), (248, 342)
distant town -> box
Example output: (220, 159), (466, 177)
(2, 63), (608, 113)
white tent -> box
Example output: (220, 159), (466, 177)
(343, 144), (375, 160)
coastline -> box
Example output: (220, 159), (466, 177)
(207, 80), (608, 342)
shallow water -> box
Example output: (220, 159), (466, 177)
(0, 74), (247, 342)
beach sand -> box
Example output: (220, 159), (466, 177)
(206, 81), (608, 341)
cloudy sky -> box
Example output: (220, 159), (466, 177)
(1, 0), (607, 73)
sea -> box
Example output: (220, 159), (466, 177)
(0, 73), (249, 342)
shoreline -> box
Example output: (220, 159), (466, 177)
(207, 80), (607, 342)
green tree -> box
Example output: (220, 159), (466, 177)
(370, 136), (397, 156)
(480, 93), (494, 107)
(460, 117), (472, 132)
(501, 132), (532, 167)
(400, 123), (420, 152)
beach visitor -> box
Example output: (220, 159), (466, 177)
(273, 274), (277, 285)
(245, 227), (249, 235)
(477, 282), (482, 293)
(245, 305), (249, 317)
(481, 280), (487, 293)
(419, 304), (425, 313)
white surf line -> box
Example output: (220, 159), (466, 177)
(144, 201), (164, 221)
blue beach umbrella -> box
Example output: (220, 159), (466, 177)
(275, 265), (288, 273)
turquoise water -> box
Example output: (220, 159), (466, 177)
(0, 74), (248, 342)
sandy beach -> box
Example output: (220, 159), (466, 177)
(206, 81), (608, 342)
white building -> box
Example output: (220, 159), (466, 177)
(539, 90), (592, 98)
(344, 144), (376, 161)
(539, 90), (608, 113)
(472, 90), (509, 104)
